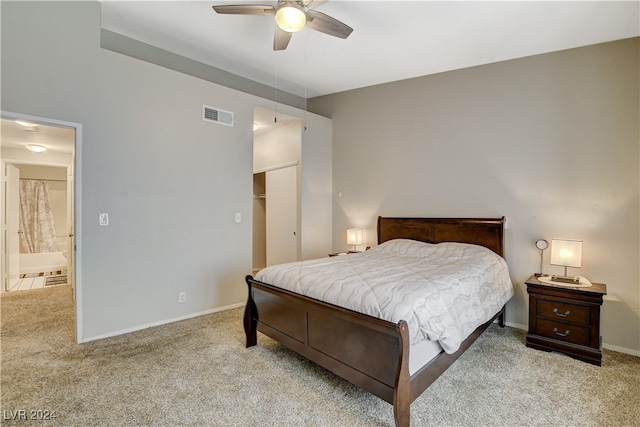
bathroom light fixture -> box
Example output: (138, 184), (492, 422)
(550, 238), (582, 284)
(346, 228), (363, 252)
(25, 144), (47, 153)
(253, 122), (260, 131)
(275, 3), (306, 32)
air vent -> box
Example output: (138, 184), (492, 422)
(203, 105), (234, 127)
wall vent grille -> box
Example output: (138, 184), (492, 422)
(202, 105), (234, 127)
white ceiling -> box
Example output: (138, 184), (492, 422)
(100, 1), (639, 99)
(1, 119), (75, 155)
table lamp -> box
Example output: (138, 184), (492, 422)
(550, 238), (582, 284)
(346, 228), (363, 252)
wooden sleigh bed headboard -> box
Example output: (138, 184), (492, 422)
(377, 216), (505, 257)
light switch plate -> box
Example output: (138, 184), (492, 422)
(99, 213), (109, 226)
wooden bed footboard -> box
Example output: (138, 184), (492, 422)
(244, 275), (506, 427)
(244, 276), (411, 409)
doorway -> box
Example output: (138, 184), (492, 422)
(252, 107), (302, 272)
(5, 164), (69, 291)
(1, 111), (81, 341)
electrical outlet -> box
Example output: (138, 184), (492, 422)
(178, 292), (186, 303)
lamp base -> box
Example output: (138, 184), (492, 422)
(551, 275), (580, 285)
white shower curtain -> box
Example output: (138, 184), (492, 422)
(19, 180), (59, 253)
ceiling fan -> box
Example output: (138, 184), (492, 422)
(212, 1), (353, 51)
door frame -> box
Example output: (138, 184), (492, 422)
(1, 110), (83, 343)
(2, 163), (20, 290)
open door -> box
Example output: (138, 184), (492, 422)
(3, 163), (20, 291)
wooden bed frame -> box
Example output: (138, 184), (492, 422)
(244, 217), (507, 426)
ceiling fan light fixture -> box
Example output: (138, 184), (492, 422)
(275, 4), (306, 33)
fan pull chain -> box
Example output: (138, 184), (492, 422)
(303, 30), (308, 132)
(274, 45), (278, 123)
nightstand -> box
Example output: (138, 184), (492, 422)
(328, 250), (365, 257)
(525, 275), (607, 366)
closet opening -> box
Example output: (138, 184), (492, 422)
(252, 107), (302, 273)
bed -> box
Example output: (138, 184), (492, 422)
(243, 217), (512, 426)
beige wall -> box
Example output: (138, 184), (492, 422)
(309, 38), (640, 354)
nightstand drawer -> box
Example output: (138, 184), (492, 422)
(537, 299), (591, 326)
(536, 318), (591, 346)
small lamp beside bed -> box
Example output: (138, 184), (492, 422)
(550, 238), (582, 284)
(346, 228), (363, 252)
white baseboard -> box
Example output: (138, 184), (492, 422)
(602, 343), (640, 357)
(504, 321), (528, 330)
(78, 302), (245, 343)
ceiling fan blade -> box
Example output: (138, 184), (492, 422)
(306, 10), (353, 39)
(273, 26), (292, 51)
(303, 0), (327, 10)
(212, 4), (275, 15)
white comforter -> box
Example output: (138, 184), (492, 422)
(255, 239), (514, 354)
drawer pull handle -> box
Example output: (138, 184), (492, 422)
(553, 327), (570, 337)
(553, 308), (571, 317)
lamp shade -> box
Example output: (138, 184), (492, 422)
(550, 238), (582, 268)
(275, 4), (306, 32)
(346, 228), (363, 246)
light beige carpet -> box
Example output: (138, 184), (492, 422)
(1, 285), (639, 426)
